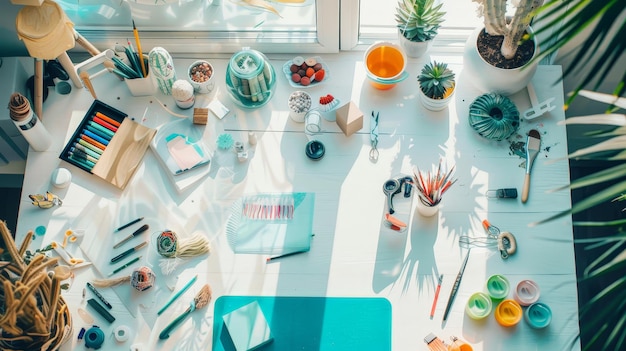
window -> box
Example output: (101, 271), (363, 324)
(59, 0), (501, 55)
(59, 0), (338, 54)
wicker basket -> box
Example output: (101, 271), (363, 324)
(0, 221), (72, 351)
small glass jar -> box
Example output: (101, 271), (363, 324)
(225, 48), (276, 108)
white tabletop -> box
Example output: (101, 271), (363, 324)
(15, 51), (580, 351)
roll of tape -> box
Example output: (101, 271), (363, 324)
(114, 325), (131, 343)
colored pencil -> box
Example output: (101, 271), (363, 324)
(81, 134), (106, 150)
(132, 20), (147, 78)
(95, 112), (121, 127)
(266, 250), (308, 262)
(157, 275), (198, 315)
(92, 116), (118, 132)
(77, 138), (103, 155)
(109, 255), (142, 276)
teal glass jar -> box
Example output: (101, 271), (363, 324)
(226, 48), (276, 108)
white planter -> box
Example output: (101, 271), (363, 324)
(463, 27), (539, 96)
(398, 30), (433, 58)
(418, 85), (455, 111)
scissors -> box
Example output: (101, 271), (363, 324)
(370, 111), (379, 161)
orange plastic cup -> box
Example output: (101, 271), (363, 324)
(364, 42), (407, 90)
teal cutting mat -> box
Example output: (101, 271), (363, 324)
(213, 296), (392, 351)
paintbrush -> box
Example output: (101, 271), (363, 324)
(79, 71), (97, 99)
(159, 284), (212, 339)
(521, 129), (541, 203)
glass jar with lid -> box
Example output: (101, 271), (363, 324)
(225, 48), (276, 108)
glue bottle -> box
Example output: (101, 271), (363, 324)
(8, 92), (52, 151)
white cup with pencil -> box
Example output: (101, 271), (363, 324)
(113, 20), (157, 97)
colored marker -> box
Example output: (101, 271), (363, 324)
(86, 282), (112, 309)
(77, 138), (103, 155)
(81, 134), (106, 150)
(95, 112), (121, 127)
(69, 150), (98, 164)
(88, 121), (115, 138)
(69, 154), (95, 170)
(86, 125), (113, 141)
(84, 129), (110, 146)
(92, 116), (118, 132)
(73, 143), (101, 159)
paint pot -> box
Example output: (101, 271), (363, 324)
(524, 302), (552, 329)
(494, 299), (523, 327)
(465, 292), (492, 320)
(515, 279), (540, 306)
(364, 42), (407, 90)
(486, 274), (510, 300)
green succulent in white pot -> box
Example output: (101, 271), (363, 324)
(395, 0), (446, 58)
(417, 61), (456, 111)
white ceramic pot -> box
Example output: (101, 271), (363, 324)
(398, 30), (433, 58)
(418, 85), (455, 111)
(463, 27), (539, 96)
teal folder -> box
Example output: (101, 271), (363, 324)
(213, 296), (392, 351)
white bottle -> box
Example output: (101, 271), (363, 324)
(9, 93), (52, 152)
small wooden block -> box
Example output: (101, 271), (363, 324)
(193, 107), (209, 125)
(335, 101), (363, 136)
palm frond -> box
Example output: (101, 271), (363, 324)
(532, 0), (626, 110)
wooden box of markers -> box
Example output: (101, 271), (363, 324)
(59, 100), (156, 189)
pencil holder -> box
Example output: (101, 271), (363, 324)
(124, 71), (157, 97)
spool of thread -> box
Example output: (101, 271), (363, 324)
(84, 326), (105, 349)
(130, 266), (156, 291)
(114, 325), (131, 343)
(8, 92), (52, 151)
(171, 79), (195, 109)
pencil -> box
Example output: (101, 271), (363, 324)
(266, 249), (308, 262)
(132, 20), (147, 78)
(430, 274), (443, 319)
(109, 255), (141, 276)
(442, 250), (471, 323)
(157, 275), (198, 315)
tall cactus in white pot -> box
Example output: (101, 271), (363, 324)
(464, 0), (545, 95)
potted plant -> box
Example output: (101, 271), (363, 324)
(395, 0), (445, 58)
(463, 0), (544, 95)
(417, 60), (455, 111)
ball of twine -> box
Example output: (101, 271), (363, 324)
(171, 80), (194, 101)
(130, 266), (156, 292)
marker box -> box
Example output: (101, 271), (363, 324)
(59, 100), (156, 189)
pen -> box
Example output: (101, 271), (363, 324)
(266, 249), (309, 262)
(110, 241), (147, 263)
(113, 224), (149, 249)
(157, 274), (198, 315)
(442, 250), (471, 323)
(86, 282), (112, 309)
(115, 216), (144, 232)
(430, 274), (443, 319)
